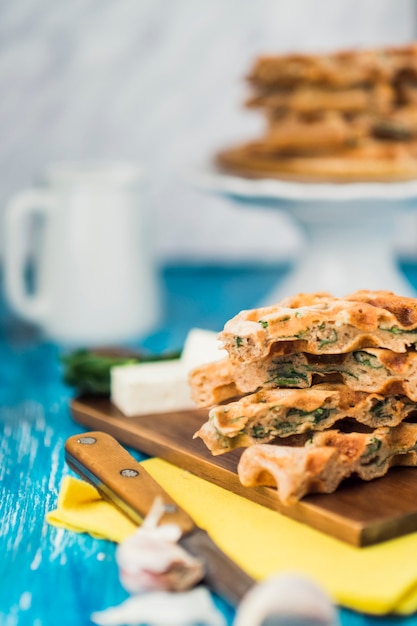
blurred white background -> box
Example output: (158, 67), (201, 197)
(0, 0), (416, 264)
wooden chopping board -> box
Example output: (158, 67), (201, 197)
(70, 396), (417, 547)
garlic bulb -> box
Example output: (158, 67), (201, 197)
(234, 573), (339, 626)
(116, 497), (204, 593)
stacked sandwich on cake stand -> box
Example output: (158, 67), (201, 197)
(195, 44), (417, 301)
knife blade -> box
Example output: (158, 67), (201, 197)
(64, 431), (255, 606)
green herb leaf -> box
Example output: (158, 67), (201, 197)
(353, 351), (384, 369)
(61, 348), (181, 396)
(251, 425), (267, 439)
(380, 326), (417, 335)
(318, 328), (338, 349)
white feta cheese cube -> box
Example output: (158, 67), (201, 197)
(181, 328), (226, 371)
(111, 360), (195, 417)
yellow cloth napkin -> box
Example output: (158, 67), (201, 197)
(47, 458), (417, 616)
(46, 475), (137, 542)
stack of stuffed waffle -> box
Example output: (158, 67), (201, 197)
(189, 290), (417, 504)
(217, 44), (417, 182)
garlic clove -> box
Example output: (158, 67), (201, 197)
(91, 586), (226, 626)
(116, 524), (204, 593)
(234, 573), (339, 626)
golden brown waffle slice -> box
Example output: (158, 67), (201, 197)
(260, 107), (417, 155)
(242, 348), (417, 399)
(237, 422), (417, 504)
(188, 358), (240, 408)
(193, 383), (417, 455)
(345, 290), (417, 325)
(372, 106), (417, 140)
(264, 113), (356, 154)
(247, 83), (394, 115)
(218, 43), (417, 183)
(219, 291), (417, 365)
(400, 84), (417, 107)
(239, 444), (340, 504)
(247, 45), (417, 89)
(216, 139), (417, 182)
(247, 51), (379, 89)
(189, 347), (417, 407)
(258, 112), (366, 156)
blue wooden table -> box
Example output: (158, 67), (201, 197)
(2, 262), (417, 626)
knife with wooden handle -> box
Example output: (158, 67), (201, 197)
(65, 431), (255, 606)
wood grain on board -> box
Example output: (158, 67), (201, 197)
(71, 396), (417, 547)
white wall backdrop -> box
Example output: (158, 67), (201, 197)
(0, 0), (416, 263)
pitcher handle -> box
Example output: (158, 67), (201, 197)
(4, 189), (55, 323)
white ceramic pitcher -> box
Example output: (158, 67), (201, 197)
(3, 162), (161, 345)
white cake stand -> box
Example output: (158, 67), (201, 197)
(191, 165), (417, 303)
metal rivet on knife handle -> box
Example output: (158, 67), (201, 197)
(120, 469), (139, 478)
(77, 436), (97, 445)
